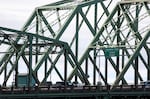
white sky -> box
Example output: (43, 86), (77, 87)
(0, 0), (60, 29)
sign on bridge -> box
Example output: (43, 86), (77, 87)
(104, 48), (119, 58)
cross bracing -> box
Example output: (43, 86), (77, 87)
(0, 0), (149, 89)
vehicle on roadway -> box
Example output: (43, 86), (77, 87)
(140, 80), (150, 88)
(52, 81), (73, 88)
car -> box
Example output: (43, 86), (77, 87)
(53, 81), (73, 88)
(140, 81), (150, 88)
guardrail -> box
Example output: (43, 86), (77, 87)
(0, 84), (149, 94)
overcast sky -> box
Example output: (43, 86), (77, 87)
(0, 0), (60, 29)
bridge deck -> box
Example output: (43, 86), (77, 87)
(0, 85), (150, 99)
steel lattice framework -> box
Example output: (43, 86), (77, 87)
(0, 0), (150, 89)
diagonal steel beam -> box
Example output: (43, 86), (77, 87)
(33, 6), (79, 74)
(38, 10), (56, 37)
(118, 3), (149, 80)
(21, 55), (40, 84)
(41, 50), (64, 83)
(65, 43), (90, 84)
(22, 11), (36, 31)
(3, 41), (28, 85)
(68, 4), (120, 82)
(79, 9), (96, 36)
(0, 52), (15, 74)
(112, 30), (150, 89)
(88, 54), (108, 85)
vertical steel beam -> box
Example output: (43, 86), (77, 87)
(105, 58), (108, 84)
(88, 54), (108, 85)
(56, 8), (62, 30)
(93, 2), (98, 85)
(42, 51), (64, 83)
(134, 4), (140, 85)
(116, 7), (121, 78)
(3, 41), (28, 86)
(28, 36), (33, 87)
(67, 4), (119, 84)
(94, 50), (96, 85)
(15, 53), (18, 87)
(75, 12), (79, 82)
(112, 30), (150, 88)
(35, 10), (39, 79)
(148, 50), (150, 80)
(38, 10), (55, 37)
(64, 49), (68, 86)
(55, 7), (78, 40)
(143, 2), (150, 80)
(44, 58), (48, 83)
(119, 4), (143, 81)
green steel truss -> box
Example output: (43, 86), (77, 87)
(0, 0), (150, 88)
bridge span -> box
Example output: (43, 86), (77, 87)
(0, 0), (150, 99)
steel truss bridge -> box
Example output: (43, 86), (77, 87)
(0, 0), (150, 99)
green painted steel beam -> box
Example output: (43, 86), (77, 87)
(38, 0), (101, 11)
(112, 30), (150, 88)
(33, 4), (91, 84)
(51, 58), (64, 81)
(21, 54), (40, 84)
(68, 4), (121, 82)
(0, 6), (92, 84)
(48, 55), (64, 81)
(38, 0), (76, 10)
(44, 0), (74, 7)
(3, 41), (28, 85)
(1, 0), (150, 88)
(28, 36), (33, 87)
(0, 26), (66, 45)
(0, 27), (89, 83)
(32, 6), (79, 76)
(33, 46), (53, 75)
(79, 9), (96, 36)
(22, 11), (36, 31)
(54, 7), (78, 40)
(43, 3), (90, 82)
(118, 3), (149, 81)
(0, 26), (70, 84)
(67, 56), (85, 83)
(0, 52), (15, 74)
(0, 0), (119, 86)
(21, 0), (108, 85)
(123, 49), (143, 81)
(97, 1), (128, 84)
(41, 50), (64, 83)
(38, 10), (56, 37)
(64, 43), (90, 84)
(88, 54), (108, 84)
(69, 6), (91, 47)
(78, 0), (102, 8)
